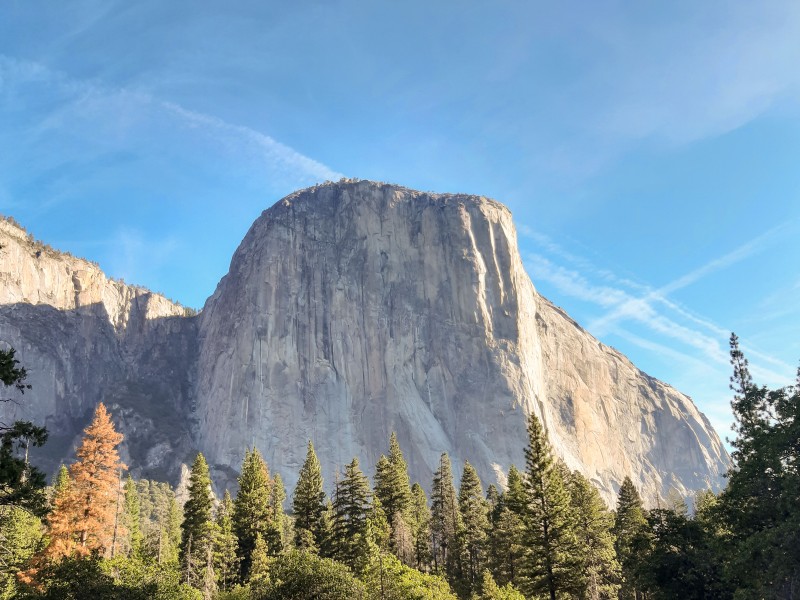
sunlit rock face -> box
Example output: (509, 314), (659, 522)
(194, 180), (729, 504)
(0, 181), (729, 505)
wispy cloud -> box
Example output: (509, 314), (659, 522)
(521, 222), (796, 444)
(0, 55), (343, 200)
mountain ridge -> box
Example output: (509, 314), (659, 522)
(0, 181), (730, 505)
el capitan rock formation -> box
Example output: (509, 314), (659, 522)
(0, 181), (729, 504)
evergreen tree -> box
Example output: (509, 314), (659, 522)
(50, 465), (69, 505)
(566, 469), (620, 599)
(612, 476), (648, 600)
(431, 453), (463, 584)
(214, 490), (239, 590)
(479, 569), (526, 600)
(331, 457), (372, 569)
(375, 434), (413, 523)
(521, 413), (581, 600)
(408, 482), (432, 571)
(122, 475), (142, 558)
(0, 506), (43, 596)
(249, 532), (271, 595)
(715, 334), (800, 597)
(180, 452), (215, 588)
(457, 461), (489, 596)
(0, 347), (48, 516)
(271, 472), (290, 550)
(232, 447), (275, 582)
(487, 466), (526, 588)
(292, 441), (326, 551)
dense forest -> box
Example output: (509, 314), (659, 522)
(0, 334), (797, 599)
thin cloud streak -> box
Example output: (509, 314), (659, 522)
(0, 55), (343, 187)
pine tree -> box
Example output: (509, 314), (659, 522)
(457, 461), (489, 596)
(292, 440), (326, 551)
(521, 413), (581, 600)
(180, 452), (215, 588)
(374, 432), (415, 565)
(122, 475), (142, 557)
(331, 457), (372, 569)
(213, 490), (239, 590)
(249, 532), (271, 595)
(431, 452), (463, 583)
(50, 465), (69, 505)
(567, 469), (620, 599)
(488, 466), (527, 588)
(479, 569), (526, 600)
(613, 476), (647, 600)
(409, 482), (432, 571)
(715, 334), (800, 597)
(232, 447), (274, 582)
(270, 472), (288, 552)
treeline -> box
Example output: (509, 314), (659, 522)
(0, 334), (798, 599)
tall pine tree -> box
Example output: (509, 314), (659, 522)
(232, 447), (274, 582)
(409, 482), (432, 571)
(521, 413), (581, 600)
(487, 465), (527, 588)
(180, 452), (215, 589)
(122, 475), (142, 558)
(331, 457), (372, 569)
(213, 489), (239, 590)
(292, 440), (326, 551)
(431, 452), (463, 583)
(567, 469), (620, 599)
(612, 476), (647, 600)
(457, 461), (489, 596)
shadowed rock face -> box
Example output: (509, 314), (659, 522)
(0, 181), (730, 504)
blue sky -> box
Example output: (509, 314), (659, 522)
(2, 0), (799, 443)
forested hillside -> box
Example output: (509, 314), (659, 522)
(0, 335), (797, 599)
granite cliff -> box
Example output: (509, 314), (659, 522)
(0, 181), (730, 504)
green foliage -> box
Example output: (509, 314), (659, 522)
(714, 334), (800, 597)
(633, 506), (732, 600)
(16, 555), (201, 600)
(233, 448), (276, 582)
(291, 441), (326, 552)
(248, 533), (270, 596)
(123, 476), (142, 558)
(477, 569), (525, 600)
(180, 453), (215, 589)
(613, 476), (648, 600)
(0, 506), (44, 598)
(0, 347), (48, 516)
(214, 490), (239, 590)
(360, 543), (458, 600)
(487, 466), (526, 589)
(374, 433), (413, 543)
(0, 347), (30, 394)
(331, 457), (372, 569)
(521, 413), (582, 600)
(256, 550), (365, 600)
(430, 453), (462, 580)
(456, 461), (488, 596)
(566, 469), (620, 599)
(408, 483), (432, 571)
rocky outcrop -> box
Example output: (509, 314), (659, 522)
(0, 219), (197, 480)
(0, 181), (730, 505)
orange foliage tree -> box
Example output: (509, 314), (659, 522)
(46, 403), (126, 559)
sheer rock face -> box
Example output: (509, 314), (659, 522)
(194, 181), (729, 503)
(0, 181), (730, 504)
